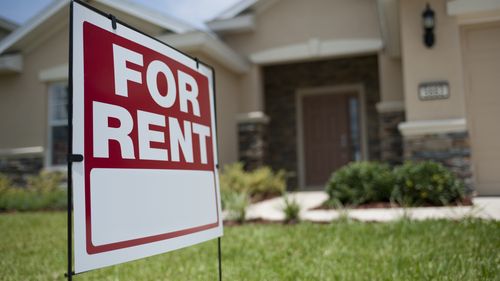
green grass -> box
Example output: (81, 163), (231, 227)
(0, 213), (499, 280)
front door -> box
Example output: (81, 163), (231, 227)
(300, 91), (361, 187)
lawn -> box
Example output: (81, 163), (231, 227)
(0, 212), (499, 280)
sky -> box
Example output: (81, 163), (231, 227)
(0, 0), (240, 28)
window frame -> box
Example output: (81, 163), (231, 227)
(45, 81), (69, 171)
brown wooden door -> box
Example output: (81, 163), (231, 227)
(301, 92), (356, 187)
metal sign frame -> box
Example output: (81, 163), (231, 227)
(67, 0), (223, 278)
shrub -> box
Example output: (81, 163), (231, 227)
(0, 172), (67, 212)
(281, 193), (300, 223)
(219, 162), (286, 201)
(392, 161), (465, 206)
(325, 162), (395, 207)
(222, 191), (249, 223)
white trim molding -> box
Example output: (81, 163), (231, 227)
(448, 0), (500, 16)
(213, 0), (279, 20)
(215, 0), (257, 20)
(236, 111), (270, 124)
(448, 0), (500, 24)
(375, 100), (405, 113)
(39, 64), (68, 82)
(398, 118), (467, 137)
(157, 32), (249, 73)
(0, 53), (23, 74)
(250, 38), (383, 65)
(0, 146), (44, 158)
(207, 14), (255, 34)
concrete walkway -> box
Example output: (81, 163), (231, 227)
(244, 191), (500, 222)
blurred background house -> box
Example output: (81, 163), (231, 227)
(0, 0), (498, 195)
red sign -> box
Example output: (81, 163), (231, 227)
(72, 2), (222, 273)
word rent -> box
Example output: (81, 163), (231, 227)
(93, 44), (210, 164)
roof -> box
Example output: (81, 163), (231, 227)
(0, 17), (18, 32)
(212, 0), (279, 20)
(157, 31), (249, 73)
(96, 0), (195, 33)
(0, 0), (196, 55)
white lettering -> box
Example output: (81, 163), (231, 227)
(146, 60), (177, 108)
(169, 118), (193, 163)
(192, 123), (210, 164)
(93, 101), (135, 159)
(112, 44), (143, 97)
(137, 110), (168, 161)
(178, 70), (200, 116)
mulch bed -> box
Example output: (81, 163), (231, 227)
(249, 193), (281, 204)
(312, 197), (474, 210)
(223, 218), (280, 226)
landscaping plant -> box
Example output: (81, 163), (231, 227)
(392, 161), (465, 206)
(325, 160), (466, 208)
(222, 191), (249, 223)
(325, 161), (395, 207)
(219, 162), (286, 201)
(281, 193), (301, 223)
(0, 172), (66, 212)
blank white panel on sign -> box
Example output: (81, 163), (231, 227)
(90, 169), (218, 246)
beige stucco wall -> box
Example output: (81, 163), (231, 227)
(0, 23), (69, 152)
(185, 52), (241, 166)
(400, 0), (466, 121)
(378, 52), (404, 102)
(238, 64), (262, 113)
(223, 0), (381, 56)
(221, 0), (382, 113)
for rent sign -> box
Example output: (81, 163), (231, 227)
(71, 1), (222, 273)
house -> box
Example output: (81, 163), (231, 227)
(0, 17), (17, 40)
(0, 0), (247, 182)
(0, 0), (499, 195)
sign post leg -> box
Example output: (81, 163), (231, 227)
(66, 166), (73, 281)
(218, 237), (222, 281)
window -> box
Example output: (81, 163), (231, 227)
(348, 97), (362, 161)
(48, 83), (68, 167)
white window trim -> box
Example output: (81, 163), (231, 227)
(39, 64), (68, 82)
(45, 81), (69, 170)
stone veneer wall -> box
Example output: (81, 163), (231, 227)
(379, 111), (405, 165)
(262, 55), (381, 188)
(238, 120), (268, 171)
(403, 132), (473, 190)
(0, 155), (44, 185)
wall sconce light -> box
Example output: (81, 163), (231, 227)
(422, 3), (435, 48)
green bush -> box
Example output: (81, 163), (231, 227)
(220, 162), (286, 201)
(222, 191), (249, 223)
(392, 161), (465, 206)
(0, 172), (67, 212)
(325, 162), (395, 207)
(325, 161), (466, 208)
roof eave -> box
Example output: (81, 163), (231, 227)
(0, 0), (67, 55)
(157, 32), (249, 74)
